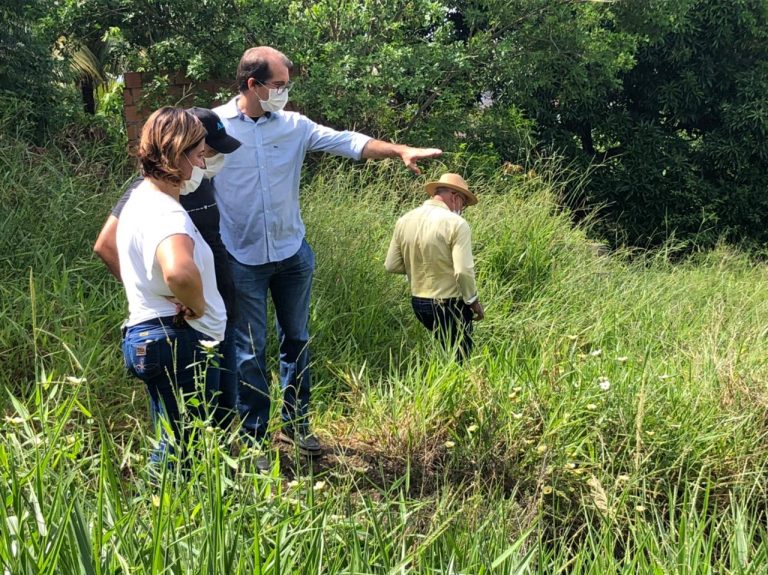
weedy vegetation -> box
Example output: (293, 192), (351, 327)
(2, 115), (768, 573)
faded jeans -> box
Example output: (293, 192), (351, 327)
(229, 239), (314, 444)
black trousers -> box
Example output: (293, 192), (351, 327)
(411, 296), (474, 362)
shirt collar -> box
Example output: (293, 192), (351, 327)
(220, 96), (241, 119)
(425, 198), (450, 210)
(222, 96), (274, 123)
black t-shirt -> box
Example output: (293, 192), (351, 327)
(112, 177), (236, 316)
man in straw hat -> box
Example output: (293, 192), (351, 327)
(385, 173), (484, 361)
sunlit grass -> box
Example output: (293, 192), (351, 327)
(2, 123), (768, 571)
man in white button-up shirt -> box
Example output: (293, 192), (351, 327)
(213, 46), (442, 458)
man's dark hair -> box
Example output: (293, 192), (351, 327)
(237, 47), (293, 93)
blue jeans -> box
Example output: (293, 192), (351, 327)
(229, 240), (314, 444)
(411, 297), (474, 362)
(123, 317), (221, 464)
(214, 322), (238, 430)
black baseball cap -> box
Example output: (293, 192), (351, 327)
(187, 107), (241, 154)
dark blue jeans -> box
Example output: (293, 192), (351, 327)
(123, 317), (221, 464)
(411, 297), (474, 362)
(229, 240), (314, 444)
(214, 322), (238, 430)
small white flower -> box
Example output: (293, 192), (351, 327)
(598, 377), (611, 391)
(589, 349), (602, 357)
(199, 340), (220, 349)
(536, 444), (548, 454)
(586, 403), (598, 411)
(467, 424), (479, 434)
(444, 440), (456, 449)
(616, 356), (628, 363)
(313, 481), (326, 491)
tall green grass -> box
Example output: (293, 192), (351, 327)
(2, 118), (768, 571)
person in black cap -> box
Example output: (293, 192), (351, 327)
(94, 107), (243, 431)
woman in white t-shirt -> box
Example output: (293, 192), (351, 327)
(118, 107), (227, 466)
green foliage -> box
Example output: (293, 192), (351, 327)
(5, 131), (768, 569)
(11, 0), (768, 245)
(0, 116), (768, 574)
(511, 0), (768, 248)
(0, 0), (80, 136)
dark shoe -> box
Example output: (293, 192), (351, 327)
(278, 425), (322, 454)
(240, 444), (272, 474)
(254, 454), (271, 474)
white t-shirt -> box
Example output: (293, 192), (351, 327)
(116, 182), (227, 341)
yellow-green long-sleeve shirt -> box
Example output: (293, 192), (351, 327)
(385, 199), (478, 303)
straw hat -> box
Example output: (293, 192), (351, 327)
(424, 173), (477, 206)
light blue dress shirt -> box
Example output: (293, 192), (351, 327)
(212, 97), (372, 265)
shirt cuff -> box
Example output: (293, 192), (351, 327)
(351, 132), (374, 160)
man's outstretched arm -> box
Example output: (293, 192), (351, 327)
(361, 140), (442, 175)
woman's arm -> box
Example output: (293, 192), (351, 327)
(155, 234), (205, 319)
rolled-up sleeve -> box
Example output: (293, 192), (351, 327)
(452, 222), (477, 303)
(305, 117), (372, 160)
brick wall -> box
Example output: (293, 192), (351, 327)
(123, 71), (235, 147)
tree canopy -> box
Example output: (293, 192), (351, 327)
(5, 0), (768, 249)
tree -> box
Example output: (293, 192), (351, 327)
(0, 0), (72, 134)
(483, 0), (768, 247)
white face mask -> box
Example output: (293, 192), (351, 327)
(259, 88), (289, 112)
(181, 166), (204, 196)
(204, 153), (226, 179)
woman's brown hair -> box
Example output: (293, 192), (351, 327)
(138, 107), (207, 185)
